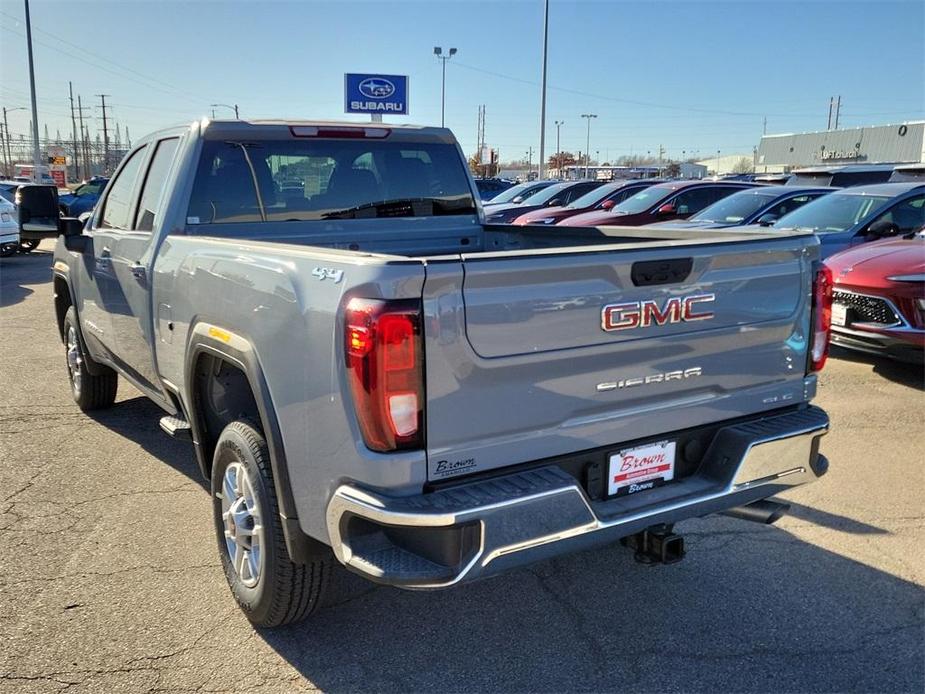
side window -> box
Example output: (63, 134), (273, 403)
(99, 146), (148, 229)
(135, 138), (180, 232)
(765, 193), (823, 219)
(869, 195), (925, 233)
(563, 183), (597, 204)
(673, 187), (724, 215)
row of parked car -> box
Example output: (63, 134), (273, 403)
(482, 165), (924, 364)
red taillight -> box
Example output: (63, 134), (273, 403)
(808, 265), (833, 373)
(289, 125), (390, 139)
(344, 298), (424, 452)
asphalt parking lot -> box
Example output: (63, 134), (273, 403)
(1, 243), (923, 694)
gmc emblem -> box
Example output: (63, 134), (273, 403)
(601, 294), (715, 332)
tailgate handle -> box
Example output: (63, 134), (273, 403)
(631, 258), (693, 286)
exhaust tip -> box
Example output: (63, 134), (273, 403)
(721, 499), (791, 525)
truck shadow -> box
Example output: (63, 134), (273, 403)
(0, 249), (53, 308)
(85, 395), (206, 489)
(85, 396), (923, 692)
(259, 522), (923, 693)
(830, 347), (924, 391)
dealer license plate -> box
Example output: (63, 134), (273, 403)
(608, 440), (676, 497)
(831, 303), (848, 327)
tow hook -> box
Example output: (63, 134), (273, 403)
(621, 524), (685, 565)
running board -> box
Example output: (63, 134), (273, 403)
(159, 415), (192, 441)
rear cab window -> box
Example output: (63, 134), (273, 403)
(186, 136), (476, 227)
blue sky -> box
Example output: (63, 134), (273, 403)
(1, 0), (923, 163)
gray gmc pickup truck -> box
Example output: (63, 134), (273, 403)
(20, 119), (832, 627)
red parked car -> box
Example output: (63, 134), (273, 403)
(510, 179), (657, 226)
(824, 228), (925, 363)
(558, 180), (761, 227)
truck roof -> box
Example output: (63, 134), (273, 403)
(142, 119), (458, 145)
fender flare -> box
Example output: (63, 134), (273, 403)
(185, 322), (324, 562)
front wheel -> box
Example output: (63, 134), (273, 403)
(62, 306), (118, 410)
(19, 238), (40, 253)
(211, 420), (332, 627)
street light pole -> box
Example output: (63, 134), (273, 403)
(581, 113), (596, 179)
(433, 47), (457, 128)
(554, 120), (563, 178)
(538, 0), (549, 180)
(24, 0), (42, 182)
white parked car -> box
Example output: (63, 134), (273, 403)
(0, 187), (20, 257)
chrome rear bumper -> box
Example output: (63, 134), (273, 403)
(326, 406), (829, 588)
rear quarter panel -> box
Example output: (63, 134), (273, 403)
(151, 236), (427, 542)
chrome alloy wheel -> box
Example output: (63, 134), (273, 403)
(221, 461), (265, 588)
(65, 325), (82, 397)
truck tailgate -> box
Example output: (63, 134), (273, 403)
(422, 236), (816, 481)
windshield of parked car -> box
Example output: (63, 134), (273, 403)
(486, 181), (550, 204)
(187, 138), (476, 224)
(773, 192), (890, 232)
(611, 186), (673, 215)
(691, 190), (777, 223)
(565, 183), (622, 210)
(0, 188), (14, 205)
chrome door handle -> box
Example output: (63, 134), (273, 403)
(130, 263), (146, 280)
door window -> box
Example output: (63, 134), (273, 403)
(672, 187), (732, 215)
(867, 195), (925, 234)
(99, 146), (148, 229)
(135, 138), (180, 232)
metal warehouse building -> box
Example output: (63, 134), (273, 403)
(756, 121), (925, 172)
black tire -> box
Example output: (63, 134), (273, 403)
(62, 306), (118, 411)
(211, 420), (331, 627)
(0, 243), (17, 258)
(19, 238), (40, 253)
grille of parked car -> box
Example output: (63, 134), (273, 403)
(833, 290), (901, 326)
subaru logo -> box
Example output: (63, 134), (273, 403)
(358, 78), (395, 99)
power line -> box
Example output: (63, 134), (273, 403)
(452, 61), (923, 120)
(0, 9), (223, 104)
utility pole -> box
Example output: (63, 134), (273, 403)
(68, 82), (80, 182)
(763, 116), (767, 135)
(77, 95), (90, 176)
(827, 97), (834, 130)
(554, 120), (563, 178)
(538, 0), (549, 180)
(834, 95), (842, 130)
(97, 94), (111, 173)
(0, 122), (7, 176)
(526, 147), (533, 178)
(581, 114), (596, 179)
(24, 0), (43, 181)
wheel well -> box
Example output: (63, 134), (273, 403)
(53, 275), (72, 342)
(192, 353), (261, 476)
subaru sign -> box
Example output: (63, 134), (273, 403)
(345, 73), (408, 115)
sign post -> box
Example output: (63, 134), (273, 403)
(344, 73), (408, 122)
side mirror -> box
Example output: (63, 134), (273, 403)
(16, 184), (59, 237)
(866, 220), (899, 238)
(600, 199), (616, 211)
(512, 195), (525, 203)
(546, 198), (562, 207)
(656, 203), (676, 216)
(60, 217), (89, 252)
(757, 213), (778, 227)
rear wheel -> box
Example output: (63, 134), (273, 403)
(62, 306), (118, 410)
(0, 242), (17, 258)
(211, 420), (332, 627)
